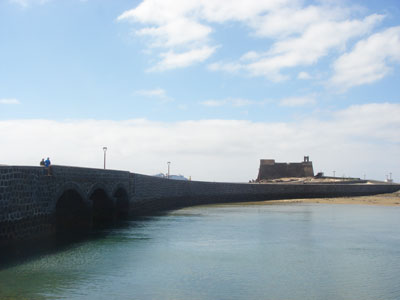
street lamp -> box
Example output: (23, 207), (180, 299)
(167, 161), (171, 179)
(333, 171), (336, 177)
(103, 147), (107, 169)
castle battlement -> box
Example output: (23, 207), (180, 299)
(257, 156), (314, 181)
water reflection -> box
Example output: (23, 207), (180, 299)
(1, 203), (400, 300)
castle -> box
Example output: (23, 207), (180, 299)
(257, 156), (314, 181)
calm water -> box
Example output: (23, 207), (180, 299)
(1, 203), (400, 300)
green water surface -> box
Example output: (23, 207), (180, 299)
(1, 203), (399, 300)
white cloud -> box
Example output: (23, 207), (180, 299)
(279, 96), (316, 107)
(330, 26), (400, 90)
(1, 103), (399, 182)
(250, 5), (339, 38)
(118, 0), (217, 71)
(230, 98), (254, 107)
(0, 98), (20, 105)
(240, 51), (262, 62)
(135, 88), (174, 103)
(201, 96), (316, 108)
(118, 1), (386, 76)
(200, 100), (226, 107)
(297, 71), (312, 80)
(207, 62), (242, 73)
(136, 88), (167, 98)
(135, 18), (212, 49)
(200, 98), (254, 107)
(214, 14), (383, 81)
(150, 46), (217, 71)
(9, 0), (49, 7)
(118, 0), (290, 28)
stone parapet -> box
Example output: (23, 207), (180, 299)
(1, 165), (399, 247)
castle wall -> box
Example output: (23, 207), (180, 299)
(257, 160), (314, 180)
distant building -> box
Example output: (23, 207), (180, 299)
(153, 173), (189, 181)
(256, 156), (314, 181)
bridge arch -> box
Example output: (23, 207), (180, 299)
(55, 182), (87, 205)
(113, 185), (130, 219)
(88, 184), (115, 225)
(55, 186), (91, 233)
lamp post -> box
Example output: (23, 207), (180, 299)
(103, 147), (107, 169)
(167, 161), (171, 179)
(333, 171), (336, 177)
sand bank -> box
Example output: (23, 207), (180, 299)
(232, 191), (400, 207)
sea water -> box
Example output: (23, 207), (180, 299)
(0, 203), (399, 300)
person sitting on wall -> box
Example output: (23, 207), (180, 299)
(44, 157), (52, 176)
(40, 158), (45, 166)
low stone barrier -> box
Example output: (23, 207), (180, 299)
(1, 166), (399, 248)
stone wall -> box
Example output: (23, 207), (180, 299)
(1, 165), (399, 247)
(257, 159), (314, 180)
(0, 165), (130, 247)
(130, 173), (399, 215)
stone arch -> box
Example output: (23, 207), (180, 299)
(55, 188), (91, 233)
(55, 182), (88, 208)
(88, 185), (114, 225)
(113, 185), (130, 220)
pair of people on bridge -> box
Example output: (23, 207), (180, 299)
(40, 157), (52, 176)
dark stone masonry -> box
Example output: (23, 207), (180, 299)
(257, 156), (314, 181)
(1, 165), (399, 248)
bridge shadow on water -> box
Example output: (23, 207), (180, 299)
(0, 216), (159, 271)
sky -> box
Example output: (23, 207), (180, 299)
(1, 0), (399, 182)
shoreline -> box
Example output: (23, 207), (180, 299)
(239, 192), (400, 207)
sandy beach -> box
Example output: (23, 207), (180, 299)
(244, 191), (400, 206)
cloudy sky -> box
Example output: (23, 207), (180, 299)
(1, 0), (399, 182)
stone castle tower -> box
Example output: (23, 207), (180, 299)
(256, 156), (314, 181)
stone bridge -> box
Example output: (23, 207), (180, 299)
(0, 166), (132, 246)
(1, 165), (399, 248)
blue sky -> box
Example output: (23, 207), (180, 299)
(1, 0), (399, 181)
